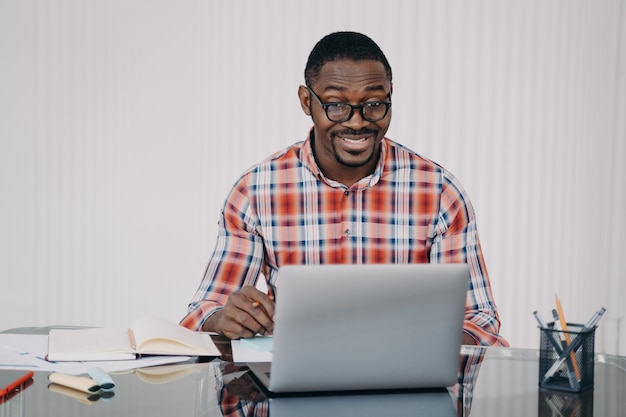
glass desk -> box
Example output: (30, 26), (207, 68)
(1, 333), (625, 417)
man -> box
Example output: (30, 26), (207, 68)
(181, 31), (508, 347)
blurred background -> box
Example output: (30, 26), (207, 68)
(1, 0), (624, 354)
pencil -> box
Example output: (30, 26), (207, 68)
(252, 295), (274, 308)
(555, 294), (581, 382)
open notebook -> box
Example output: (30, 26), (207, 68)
(247, 263), (469, 396)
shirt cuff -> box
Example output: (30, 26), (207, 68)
(180, 303), (223, 331)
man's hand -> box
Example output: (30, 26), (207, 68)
(462, 332), (478, 346)
(202, 286), (275, 339)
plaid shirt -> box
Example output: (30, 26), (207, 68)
(181, 134), (507, 346)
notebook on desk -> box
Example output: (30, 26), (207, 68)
(247, 263), (469, 396)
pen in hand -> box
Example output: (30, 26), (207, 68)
(251, 295), (275, 335)
(251, 295), (275, 315)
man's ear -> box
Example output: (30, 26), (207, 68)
(298, 85), (312, 116)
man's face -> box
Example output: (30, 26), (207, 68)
(298, 59), (392, 185)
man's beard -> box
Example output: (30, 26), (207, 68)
(330, 128), (379, 167)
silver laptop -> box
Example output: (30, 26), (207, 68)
(247, 263), (469, 395)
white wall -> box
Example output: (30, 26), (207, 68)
(1, 0), (624, 355)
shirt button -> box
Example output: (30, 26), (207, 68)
(344, 191), (350, 197)
(344, 229), (351, 236)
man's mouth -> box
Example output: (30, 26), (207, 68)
(334, 129), (376, 145)
(341, 136), (369, 144)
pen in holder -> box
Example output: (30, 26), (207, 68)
(538, 322), (595, 392)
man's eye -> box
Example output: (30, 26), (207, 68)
(366, 102), (384, 108)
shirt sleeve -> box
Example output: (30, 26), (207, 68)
(180, 178), (266, 331)
(431, 172), (509, 347)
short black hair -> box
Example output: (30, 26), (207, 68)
(304, 31), (392, 86)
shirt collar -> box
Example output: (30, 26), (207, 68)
(300, 129), (386, 191)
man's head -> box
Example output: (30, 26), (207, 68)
(299, 32), (393, 187)
(304, 31), (393, 86)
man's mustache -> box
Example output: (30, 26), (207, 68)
(331, 128), (378, 138)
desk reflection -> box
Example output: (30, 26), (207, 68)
(4, 330), (622, 416)
(537, 389), (594, 417)
(213, 347), (487, 417)
(269, 390), (456, 417)
(3, 346), (614, 417)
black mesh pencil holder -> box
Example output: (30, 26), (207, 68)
(538, 322), (595, 393)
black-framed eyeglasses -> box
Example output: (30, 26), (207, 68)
(307, 85), (391, 123)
